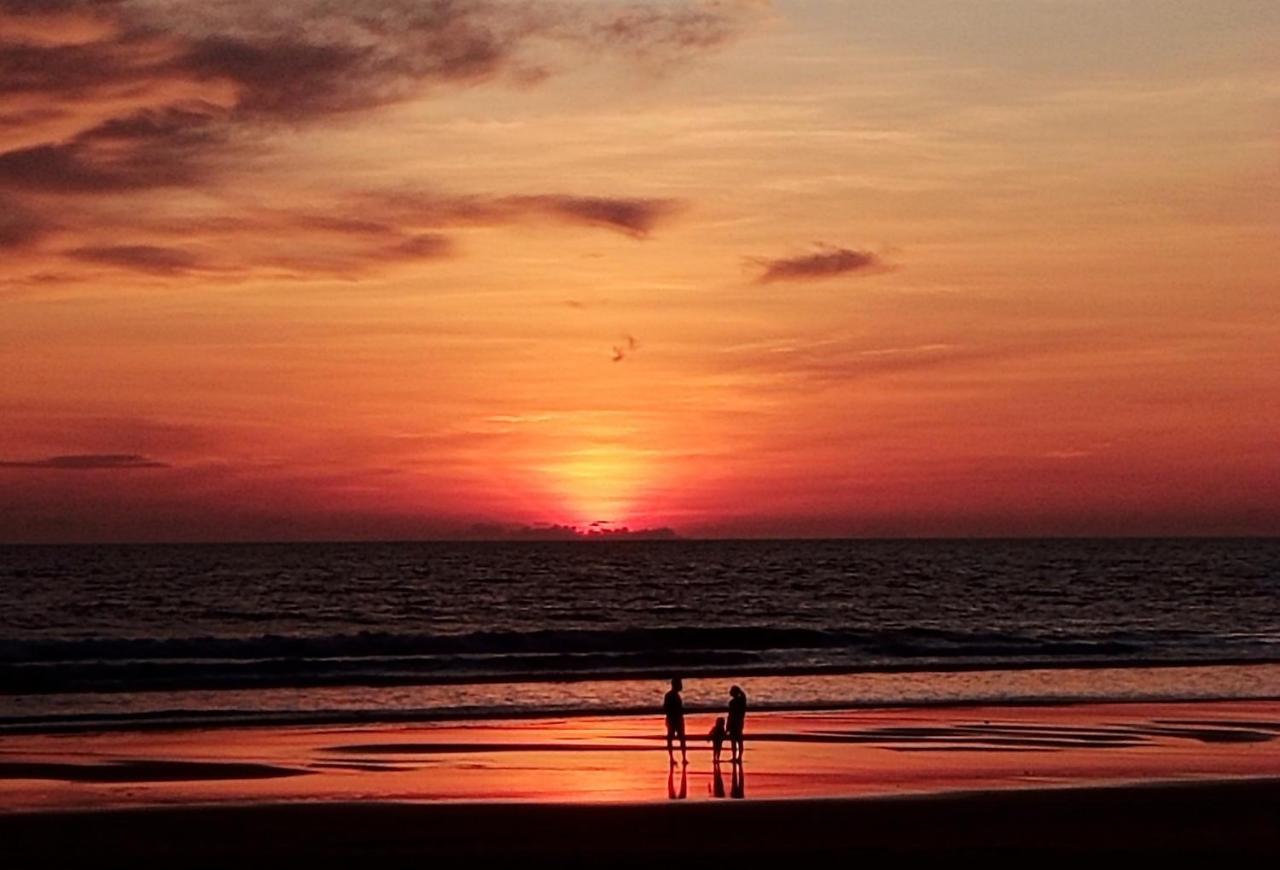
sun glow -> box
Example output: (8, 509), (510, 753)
(544, 446), (652, 528)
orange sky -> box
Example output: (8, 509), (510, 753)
(1, 1), (1278, 542)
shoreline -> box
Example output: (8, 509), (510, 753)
(11, 654), (1280, 697)
(6, 688), (1280, 736)
(6, 660), (1280, 735)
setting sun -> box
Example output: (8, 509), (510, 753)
(543, 445), (653, 527)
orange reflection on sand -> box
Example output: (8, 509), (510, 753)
(2, 700), (1279, 812)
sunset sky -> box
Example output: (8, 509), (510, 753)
(1, 0), (1278, 542)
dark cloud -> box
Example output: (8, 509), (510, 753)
(0, 453), (169, 470)
(0, 1), (759, 143)
(0, 197), (49, 248)
(377, 233), (453, 261)
(161, 3), (542, 122)
(67, 244), (205, 274)
(592, 0), (757, 56)
(256, 232), (453, 279)
(0, 0), (114, 14)
(369, 191), (683, 238)
(505, 195), (680, 238)
(755, 245), (884, 283)
(0, 106), (223, 193)
(1, 1), (745, 280)
(0, 29), (157, 99)
(296, 215), (400, 237)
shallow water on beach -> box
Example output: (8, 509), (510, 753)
(2, 700), (1279, 811)
(5, 663), (1280, 733)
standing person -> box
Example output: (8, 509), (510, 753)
(664, 677), (687, 764)
(727, 684), (747, 762)
(707, 716), (728, 763)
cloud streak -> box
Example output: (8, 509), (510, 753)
(33, 192), (678, 279)
(66, 244), (205, 275)
(714, 337), (1046, 394)
(369, 192), (684, 239)
(39, 193), (681, 278)
(754, 245), (884, 283)
(0, 453), (170, 470)
(504, 195), (681, 238)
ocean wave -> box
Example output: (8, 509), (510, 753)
(0, 625), (1191, 664)
(2, 625), (1276, 695)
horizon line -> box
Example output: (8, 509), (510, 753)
(2, 534), (1278, 547)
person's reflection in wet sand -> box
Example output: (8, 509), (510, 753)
(730, 759), (745, 799)
(711, 761), (726, 798)
(667, 759), (688, 800)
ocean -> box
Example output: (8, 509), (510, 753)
(2, 539), (1278, 731)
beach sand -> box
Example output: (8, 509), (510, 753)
(1, 699), (1278, 860)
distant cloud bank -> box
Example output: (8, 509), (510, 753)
(461, 523), (678, 540)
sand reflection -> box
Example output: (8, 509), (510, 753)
(1, 700), (1278, 811)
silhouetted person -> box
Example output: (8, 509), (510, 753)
(712, 761), (726, 798)
(727, 684), (747, 761)
(707, 716), (727, 763)
(664, 677), (687, 763)
(730, 757), (745, 799)
(667, 757), (687, 799)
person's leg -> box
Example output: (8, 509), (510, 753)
(678, 722), (687, 762)
(666, 724), (674, 759)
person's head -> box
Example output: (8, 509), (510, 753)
(730, 685), (743, 699)
(716, 717), (726, 730)
(671, 677), (683, 692)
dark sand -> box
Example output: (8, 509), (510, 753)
(1, 780), (1277, 863)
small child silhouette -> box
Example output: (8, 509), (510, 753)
(707, 716), (728, 763)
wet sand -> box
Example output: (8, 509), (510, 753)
(1, 699), (1278, 859)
